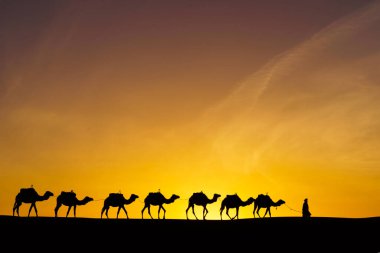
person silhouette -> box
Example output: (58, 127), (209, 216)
(302, 198), (311, 218)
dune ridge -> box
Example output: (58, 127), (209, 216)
(1, 215), (378, 251)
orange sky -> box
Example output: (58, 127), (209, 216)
(1, 0), (379, 219)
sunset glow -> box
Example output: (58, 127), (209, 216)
(1, 0), (379, 219)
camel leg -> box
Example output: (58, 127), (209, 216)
(30, 203), (38, 217)
(253, 205), (257, 218)
(267, 208), (272, 217)
(141, 205), (147, 219)
(185, 204), (191, 220)
(101, 206), (106, 218)
(105, 207), (110, 218)
(161, 206), (166, 219)
(192, 206), (198, 220)
(147, 206), (153, 219)
(54, 203), (62, 217)
(73, 206), (77, 218)
(220, 206), (225, 220)
(34, 204), (38, 217)
(121, 206), (128, 219)
(234, 207), (239, 220)
(158, 206), (162, 219)
(66, 206), (72, 217)
(12, 201), (17, 216)
(117, 206), (121, 218)
(203, 206), (208, 220)
(257, 207), (261, 218)
(226, 208), (233, 220)
(264, 208), (269, 217)
(28, 203), (36, 217)
(16, 205), (21, 216)
(13, 202), (21, 216)
(28, 204), (33, 217)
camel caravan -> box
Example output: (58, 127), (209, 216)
(12, 187), (286, 220)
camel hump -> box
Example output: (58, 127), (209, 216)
(258, 194), (272, 201)
(20, 188), (37, 195)
(61, 191), (76, 197)
(227, 194), (238, 199)
(149, 192), (162, 197)
(109, 193), (124, 200)
(224, 194), (238, 202)
(109, 193), (123, 197)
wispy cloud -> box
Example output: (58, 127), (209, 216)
(198, 1), (380, 174)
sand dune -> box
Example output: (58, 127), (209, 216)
(1, 215), (378, 252)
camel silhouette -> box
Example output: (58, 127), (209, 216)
(186, 191), (221, 220)
(220, 194), (254, 220)
(141, 191), (180, 219)
(253, 194), (285, 218)
(54, 191), (93, 218)
(13, 187), (54, 217)
(101, 193), (139, 219)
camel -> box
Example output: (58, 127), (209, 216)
(13, 187), (54, 217)
(220, 194), (255, 220)
(101, 193), (139, 219)
(186, 191), (221, 220)
(54, 191), (93, 218)
(253, 194), (285, 218)
(141, 191), (180, 219)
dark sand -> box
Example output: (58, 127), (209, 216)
(1, 215), (378, 252)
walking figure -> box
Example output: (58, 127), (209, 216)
(302, 198), (311, 218)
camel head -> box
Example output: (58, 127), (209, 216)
(45, 191), (54, 198)
(130, 194), (139, 200)
(171, 194), (180, 201)
(275, 199), (286, 209)
(75, 196), (94, 206)
(84, 196), (94, 202)
(213, 194), (221, 201)
(246, 197), (255, 206)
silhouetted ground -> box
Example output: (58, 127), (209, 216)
(1, 215), (378, 252)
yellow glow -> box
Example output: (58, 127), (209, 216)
(1, 1), (380, 220)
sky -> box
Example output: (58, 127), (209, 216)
(1, 0), (379, 219)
